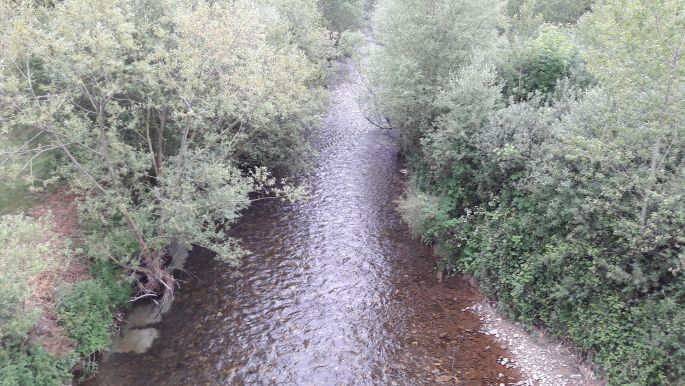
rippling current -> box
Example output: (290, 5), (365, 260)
(91, 60), (520, 386)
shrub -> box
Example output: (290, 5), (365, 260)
(338, 29), (365, 58)
(500, 25), (585, 100)
(57, 261), (131, 359)
(0, 345), (73, 386)
(319, 0), (363, 36)
(0, 215), (53, 344)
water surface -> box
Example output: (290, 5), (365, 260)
(92, 60), (520, 386)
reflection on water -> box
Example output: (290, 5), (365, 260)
(91, 60), (520, 386)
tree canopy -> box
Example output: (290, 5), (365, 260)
(0, 0), (332, 300)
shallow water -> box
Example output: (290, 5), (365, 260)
(91, 60), (520, 386)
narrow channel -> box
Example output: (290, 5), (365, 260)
(91, 60), (520, 386)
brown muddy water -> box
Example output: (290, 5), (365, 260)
(90, 60), (521, 386)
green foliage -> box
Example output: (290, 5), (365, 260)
(499, 25), (588, 100)
(338, 29), (365, 58)
(0, 151), (60, 215)
(419, 56), (504, 209)
(0, 215), (74, 385)
(0, 215), (53, 344)
(254, 0), (334, 69)
(0, 344), (73, 386)
(318, 0), (363, 36)
(367, 0), (504, 150)
(507, 0), (594, 27)
(363, 0), (376, 12)
(58, 281), (121, 358)
(0, 0), (329, 297)
(374, 0), (685, 383)
(396, 189), (456, 244)
(57, 260), (131, 358)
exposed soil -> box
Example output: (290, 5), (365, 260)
(28, 188), (91, 357)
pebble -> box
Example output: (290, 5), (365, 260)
(471, 302), (603, 386)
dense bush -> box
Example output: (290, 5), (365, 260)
(318, 0), (363, 38)
(367, 0), (503, 150)
(0, 345), (73, 386)
(338, 30), (366, 58)
(58, 261), (131, 360)
(370, 0), (685, 384)
(507, 0), (594, 26)
(0, 215), (53, 344)
(499, 25), (588, 101)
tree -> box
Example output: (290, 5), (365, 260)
(366, 0), (504, 151)
(507, 0), (594, 27)
(0, 0), (327, 300)
(419, 56), (503, 209)
(318, 0), (363, 39)
(577, 0), (685, 231)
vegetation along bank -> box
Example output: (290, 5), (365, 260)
(0, 0), (365, 383)
(0, 0), (683, 385)
(364, 0), (684, 384)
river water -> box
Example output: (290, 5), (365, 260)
(91, 60), (520, 385)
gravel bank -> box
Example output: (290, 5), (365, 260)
(467, 301), (606, 386)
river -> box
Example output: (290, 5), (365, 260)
(90, 59), (520, 386)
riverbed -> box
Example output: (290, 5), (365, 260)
(90, 59), (520, 386)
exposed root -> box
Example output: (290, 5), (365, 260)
(131, 254), (179, 305)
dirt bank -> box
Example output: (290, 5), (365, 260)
(29, 189), (91, 357)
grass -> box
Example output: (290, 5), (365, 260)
(0, 153), (62, 215)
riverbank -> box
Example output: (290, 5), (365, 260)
(471, 301), (604, 386)
(369, 0), (684, 383)
(87, 57), (524, 385)
(28, 190), (91, 358)
(0, 188), (132, 384)
(10, 57), (600, 386)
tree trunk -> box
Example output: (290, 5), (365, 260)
(156, 109), (167, 174)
